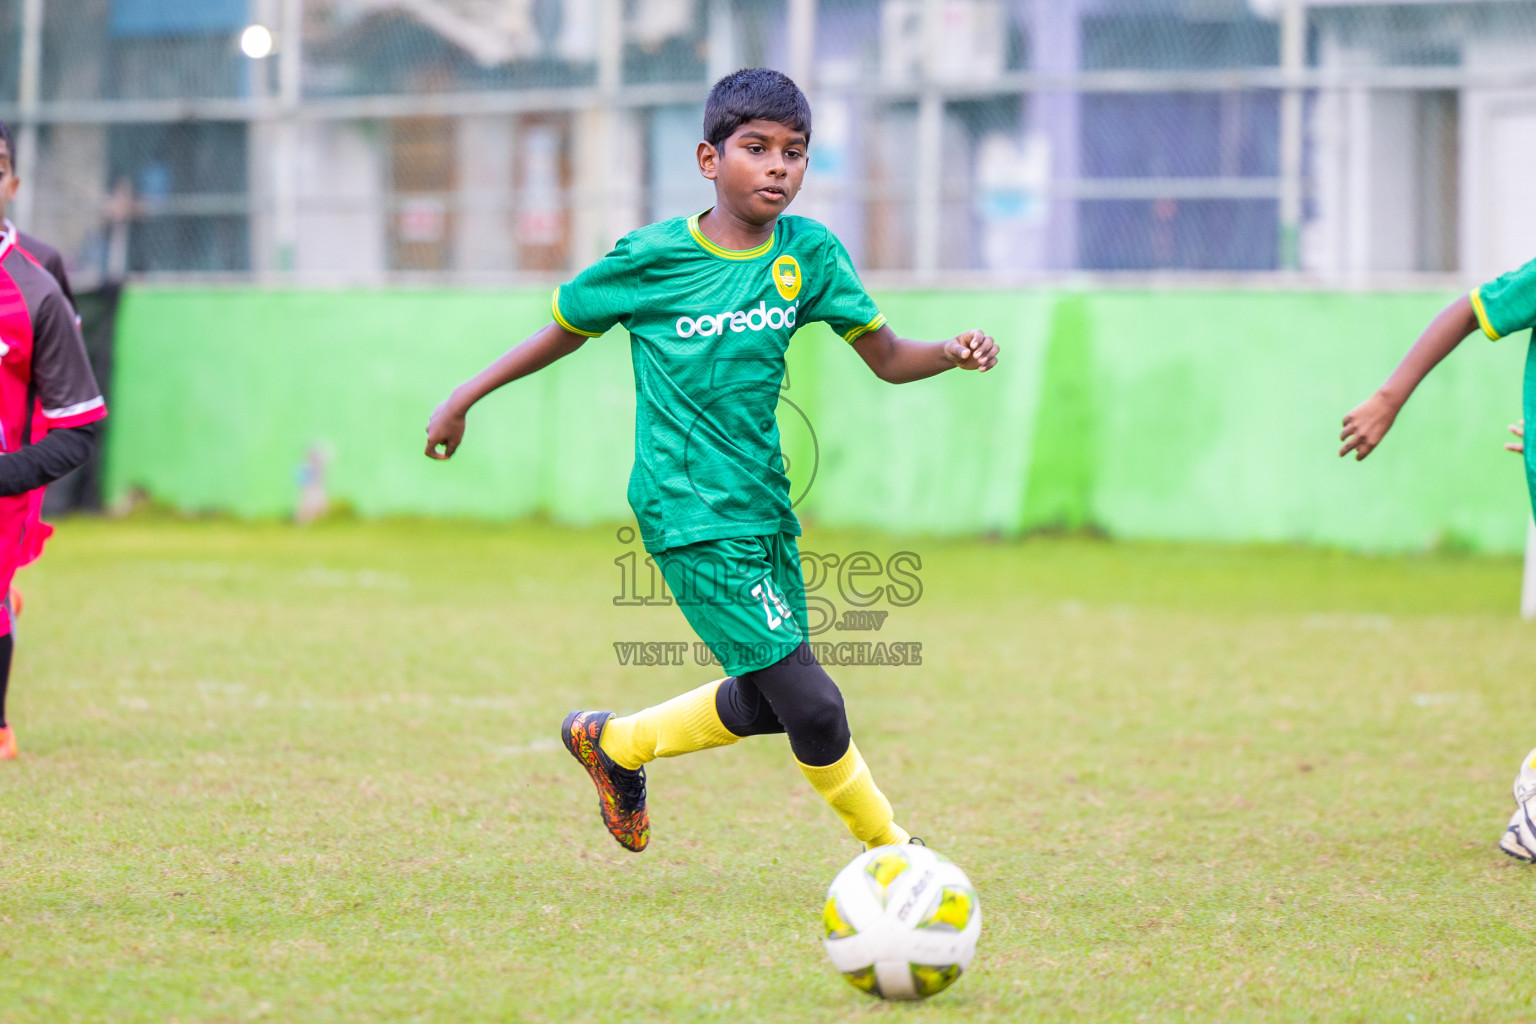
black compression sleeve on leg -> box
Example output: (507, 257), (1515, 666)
(0, 631), (13, 728)
(739, 642), (851, 767)
(715, 675), (786, 737)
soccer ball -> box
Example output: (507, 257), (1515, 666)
(821, 843), (981, 1000)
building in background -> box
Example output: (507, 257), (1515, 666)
(2, 0), (1535, 284)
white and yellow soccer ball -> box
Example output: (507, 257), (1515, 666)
(821, 843), (981, 1000)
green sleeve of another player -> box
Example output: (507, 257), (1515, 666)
(1471, 256), (1536, 341)
(802, 232), (886, 343)
(552, 237), (637, 338)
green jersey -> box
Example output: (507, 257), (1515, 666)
(552, 212), (885, 552)
(1472, 257), (1536, 342)
(1472, 257), (1536, 517)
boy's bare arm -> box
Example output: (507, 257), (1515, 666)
(850, 326), (998, 384)
(1339, 295), (1479, 461)
(425, 322), (588, 460)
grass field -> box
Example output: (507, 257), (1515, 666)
(5, 517), (1536, 1022)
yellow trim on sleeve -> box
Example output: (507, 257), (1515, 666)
(686, 212), (776, 260)
(1469, 287), (1502, 341)
(551, 287), (604, 338)
(843, 313), (887, 344)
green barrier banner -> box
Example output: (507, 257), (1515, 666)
(104, 288), (1530, 554)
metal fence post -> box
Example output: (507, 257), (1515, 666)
(1033, 0), (1081, 273)
(572, 0), (624, 271)
(787, 0), (816, 90)
(1278, 0), (1307, 271)
(708, 0), (736, 84)
(913, 0), (943, 277)
(13, 0), (43, 231)
(274, 0), (303, 274)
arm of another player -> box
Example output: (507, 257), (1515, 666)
(850, 326), (998, 384)
(0, 288), (107, 496)
(424, 322), (588, 460)
(1339, 295), (1479, 461)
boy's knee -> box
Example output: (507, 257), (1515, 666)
(797, 686), (846, 738)
(745, 646), (851, 764)
(787, 684), (849, 761)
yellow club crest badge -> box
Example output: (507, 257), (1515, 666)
(772, 254), (802, 301)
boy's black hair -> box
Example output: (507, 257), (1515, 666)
(703, 68), (812, 150)
(0, 120), (12, 166)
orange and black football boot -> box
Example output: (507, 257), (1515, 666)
(561, 710), (649, 852)
(0, 725), (17, 761)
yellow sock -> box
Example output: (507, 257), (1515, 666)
(797, 741), (910, 848)
(598, 679), (740, 770)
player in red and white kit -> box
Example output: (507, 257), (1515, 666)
(0, 122), (84, 623)
(0, 123), (107, 760)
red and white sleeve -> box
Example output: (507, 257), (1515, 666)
(31, 291), (105, 430)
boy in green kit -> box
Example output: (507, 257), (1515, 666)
(425, 69), (998, 853)
(1341, 255), (1536, 860)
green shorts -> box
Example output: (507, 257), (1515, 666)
(654, 532), (809, 676)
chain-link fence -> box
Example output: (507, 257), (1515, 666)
(3, 0), (1536, 286)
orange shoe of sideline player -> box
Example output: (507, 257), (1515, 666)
(0, 726), (17, 760)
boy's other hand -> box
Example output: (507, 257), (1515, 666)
(1508, 419), (1525, 455)
(425, 399), (468, 460)
(1339, 392), (1401, 461)
(945, 329), (999, 372)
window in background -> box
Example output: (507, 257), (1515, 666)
(42, 0), (247, 102)
(647, 104), (712, 225)
(515, 114), (572, 272)
(624, 0), (705, 84)
(1415, 90), (1458, 275)
(861, 102), (915, 272)
(1079, 198), (1279, 273)
(389, 117), (456, 272)
(1076, 5), (1283, 272)
(301, 0), (599, 98)
(947, 95), (1028, 272)
(108, 121), (250, 273)
(0, 0), (19, 104)
(1081, 4), (1279, 71)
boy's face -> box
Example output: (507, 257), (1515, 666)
(697, 119), (808, 224)
(0, 141), (15, 222)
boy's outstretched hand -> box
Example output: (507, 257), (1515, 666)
(422, 322), (591, 461)
(1339, 392), (1401, 461)
(945, 329), (999, 372)
(425, 398), (468, 460)
(1509, 419), (1525, 455)
(1339, 295), (1481, 463)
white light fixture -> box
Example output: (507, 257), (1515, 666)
(240, 24), (274, 59)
